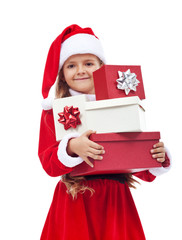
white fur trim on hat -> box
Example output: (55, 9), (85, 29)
(57, 132), (84, 168)
(59, 34), (106, 69)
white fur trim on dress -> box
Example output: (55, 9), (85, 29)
(59, 34), (106, 69)
(69, 89), (96, 101)
(57, 132), (84, 168)
(42, 96), (54, 110)
(149, 147), (172, 177)
(42, 90), (96, 110)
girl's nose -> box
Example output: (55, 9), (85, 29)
(77, 65), (86, 75)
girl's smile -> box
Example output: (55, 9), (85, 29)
(74, 77), (90, 80)
(62, 54), (102, 94)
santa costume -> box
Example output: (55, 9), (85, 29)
(38, 25), (171, 240)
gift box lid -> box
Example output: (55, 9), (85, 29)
(85, 96), (145, 111)
(93, 65), (145, 100)
(89, 132), (160, 142)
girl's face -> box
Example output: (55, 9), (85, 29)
(62, 54), (102, 94)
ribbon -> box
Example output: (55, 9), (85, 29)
(116, 69), (140, 95)
(58, 106), (81, 130)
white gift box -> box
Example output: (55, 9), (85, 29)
(53, 95), (146, 141)
(85, 96), (146, 134)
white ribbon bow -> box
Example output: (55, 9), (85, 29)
(116, 69), (140, 95)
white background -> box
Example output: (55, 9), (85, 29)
(0, 0), (181, 239)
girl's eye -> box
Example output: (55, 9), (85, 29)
(67, 64), (75, 69)
(86, 62), (94, 67)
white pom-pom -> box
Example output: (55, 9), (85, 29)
(41, 96), (54, 110)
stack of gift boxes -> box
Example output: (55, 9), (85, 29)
(53, 65), (162, 176)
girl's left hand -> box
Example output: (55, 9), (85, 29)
(150, 142), (166, 163)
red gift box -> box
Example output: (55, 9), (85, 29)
(70, 132), (162, 177)
(93, 65), (145, 100)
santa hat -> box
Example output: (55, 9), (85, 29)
(42, 24), (105, 110)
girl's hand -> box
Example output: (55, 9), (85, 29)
(67, 130), (105, 168)
(150, 142), (166, 163)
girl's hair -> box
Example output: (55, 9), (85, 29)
(61, 174), (95, 200)
(55, 64), (139, 200)
(55, 69), (71, 98)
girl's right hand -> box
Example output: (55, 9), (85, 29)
(67, 130), (105, 168)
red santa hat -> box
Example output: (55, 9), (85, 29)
(42, 24), (105, 109)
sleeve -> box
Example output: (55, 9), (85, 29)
(38, 110), (83, 177)
(133, 148), (171, 182)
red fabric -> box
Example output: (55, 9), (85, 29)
(38, 110), (73, 177)
(162, 153), (170, 168)
(40, 180), (146, 240)
(133, 170), (156, 182)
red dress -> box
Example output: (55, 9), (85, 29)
(38, 110), (166, 240)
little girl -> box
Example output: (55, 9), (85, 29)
(38, 24), (171, 240)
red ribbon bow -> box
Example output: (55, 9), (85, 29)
(58, 106), (81, 130)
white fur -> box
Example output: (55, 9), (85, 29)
(57, 132), (83, 167)
(69, 89), (96, 101)
(42, 90), (96, 110)
(59, 34), (106, 69)
(41, 96), (54, 110)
